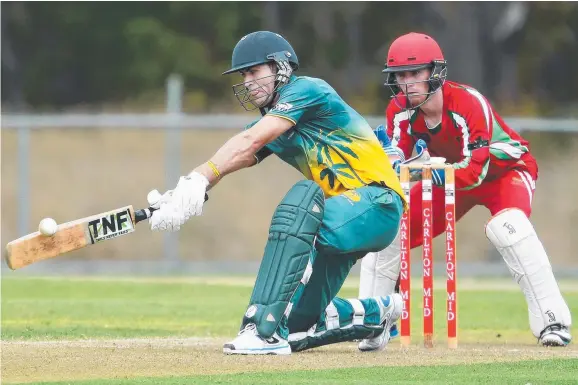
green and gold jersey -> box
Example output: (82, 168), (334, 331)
(249, 75), (405, 204)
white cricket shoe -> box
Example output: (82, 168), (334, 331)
(358, 323), (399, 351)
(539, 324), (572, 347)
(358, 293), (403, 352)
(223, 323), (291, 355)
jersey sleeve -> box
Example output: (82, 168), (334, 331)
(266, 79), (325, 125)
(449, 90), (492, 190)
(254, 147), (273, 163)
(385, 102), (416, 159)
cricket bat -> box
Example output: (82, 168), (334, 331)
(6, 191), (210, 270)
(4, 205), (159, 270)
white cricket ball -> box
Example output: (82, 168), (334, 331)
(38, 218), (58, 236)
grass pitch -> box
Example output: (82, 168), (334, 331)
(2, 276), (577, 384)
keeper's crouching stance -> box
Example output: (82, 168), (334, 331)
(145, 31), (406, 355)
(359, 32), (572, 348)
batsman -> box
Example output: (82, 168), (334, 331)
(146, 31), (406, 355)
(359, 32), (572, 349)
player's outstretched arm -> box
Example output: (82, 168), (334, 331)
(148, 116), (293, 232)
(195, 115), (293, 187)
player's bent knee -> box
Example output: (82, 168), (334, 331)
(242, 180), (325, 338)
(485, 208), (548, 274)
(485, 208), (535, 249)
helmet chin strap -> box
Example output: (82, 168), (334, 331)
(259, 93), (281, 116)
(395, 78), (443, 111)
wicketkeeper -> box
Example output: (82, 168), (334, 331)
(147, 31), (407, 355)
(359, 32), (572, 349)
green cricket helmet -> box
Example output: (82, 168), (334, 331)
(223, 31), (299, 111)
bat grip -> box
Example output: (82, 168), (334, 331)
(134, 207), (157, 224)
(134, 193), (209, 224)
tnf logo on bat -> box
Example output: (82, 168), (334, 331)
(88, 208), (135, 243)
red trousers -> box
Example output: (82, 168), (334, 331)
(407, 167), (537, 249)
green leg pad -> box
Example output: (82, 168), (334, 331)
(242, 180), (325, 339)
(288, 297), (385, 352)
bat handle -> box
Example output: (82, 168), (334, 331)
(134, 193), (209, 224)
(134, 207), (157, 224)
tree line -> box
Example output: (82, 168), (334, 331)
(2, 2), (577, 116)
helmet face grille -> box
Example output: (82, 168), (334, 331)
(231, 66), (295, 112)
(232, 73), (278, 112)
(383, 61), (447, 110)
(230, 51), (296, 111)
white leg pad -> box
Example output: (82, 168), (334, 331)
(485, 208), (572, 337)
(359, 229), (401, 298)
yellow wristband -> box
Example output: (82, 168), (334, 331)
(207, 161), (221, 178)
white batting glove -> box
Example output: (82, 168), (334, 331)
(149, 204), (183, 232)
(147, 189), (178, 232)
(171, 172), (210, 220)
(148, 172), (210, 232)
(146, 189), (173, 209)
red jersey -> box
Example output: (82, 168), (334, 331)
(386, 81), (537, 190)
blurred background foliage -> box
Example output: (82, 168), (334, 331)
(2, 1), (577, 116)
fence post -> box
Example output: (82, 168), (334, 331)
(164, 74), (184, 272)
(17, 125), (30, 237)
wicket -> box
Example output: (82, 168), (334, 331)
(398, 163), (457, 349)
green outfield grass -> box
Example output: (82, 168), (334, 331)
(21, 360), (578, 385)
(2, 276), (577, 384)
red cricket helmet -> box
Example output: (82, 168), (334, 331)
(382, 33), (447, 109)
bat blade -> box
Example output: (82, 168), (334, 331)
(5, 205), (138, 270)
